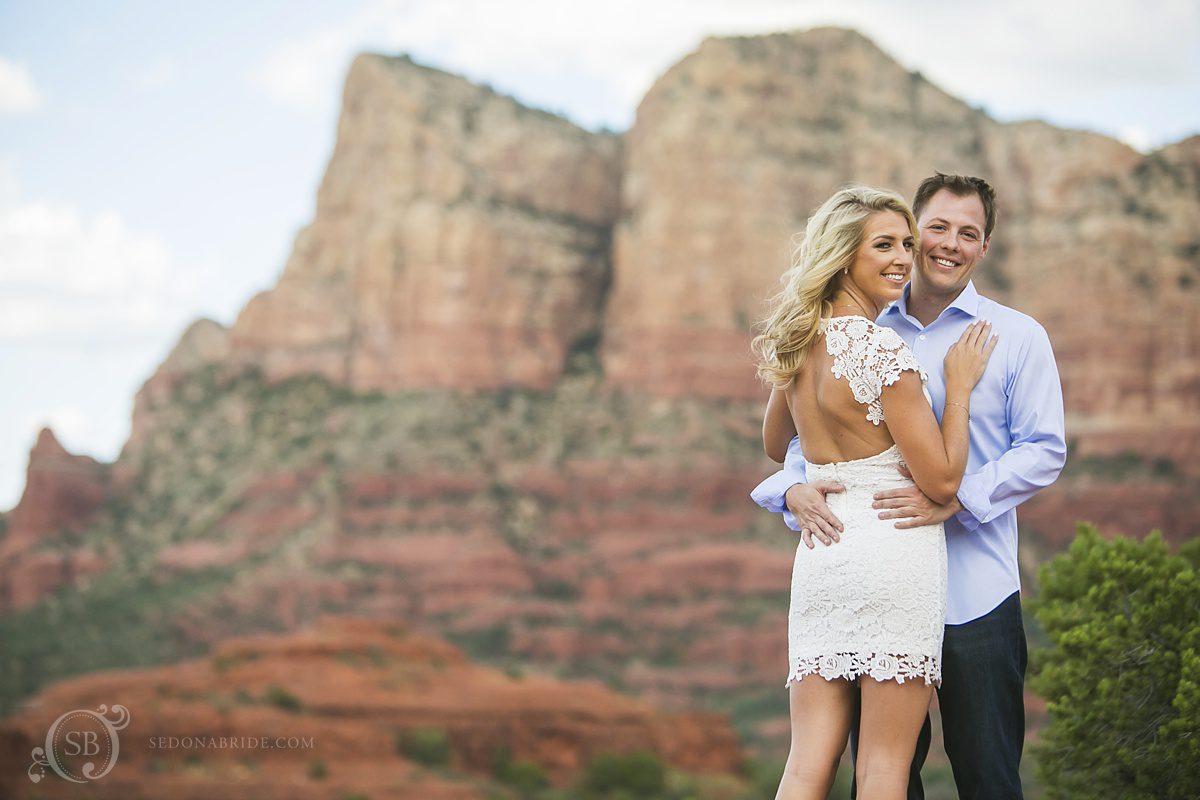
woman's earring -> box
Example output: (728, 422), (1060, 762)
(843, 268), (848, 275)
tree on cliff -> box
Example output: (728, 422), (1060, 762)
(1029, 524), (1200, 799)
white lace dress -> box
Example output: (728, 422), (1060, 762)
(785, 316), (948, 687)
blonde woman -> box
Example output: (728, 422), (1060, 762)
(752, 186), (996, 800)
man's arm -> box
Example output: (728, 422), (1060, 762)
(873, 323), (1067, 529)
(954, 323), (1066, 530)
(750, 436), (808, 527)
(750, 436), (846, 546)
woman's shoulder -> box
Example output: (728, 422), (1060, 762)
(824, 316), (905, 348)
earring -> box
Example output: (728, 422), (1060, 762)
(843, 268), (848, 275)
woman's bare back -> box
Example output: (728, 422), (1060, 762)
(785, 316), (914, 465)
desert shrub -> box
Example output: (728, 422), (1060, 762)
(396, 727), (450, 767)
(577, 751), (666, 798)
(262, 684), (302, 712)
(1029, 524), (1200, 799)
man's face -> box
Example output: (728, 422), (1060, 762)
(914, 189), (989, 296)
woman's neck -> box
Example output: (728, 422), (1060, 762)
(830, 288), (881, 320)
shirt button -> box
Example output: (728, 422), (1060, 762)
(919, 334), (927, 340)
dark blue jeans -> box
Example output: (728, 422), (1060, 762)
(850, 591), (1028, 800)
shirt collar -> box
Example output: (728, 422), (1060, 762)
(882, 281), (981, 325)
(948, 281), (981, 318)
(881, 284), (913, 323)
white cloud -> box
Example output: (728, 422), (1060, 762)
(1118, 126), (1153, 153)
(869, 0), (1200, 118)
(0, 157), (18, 207)
(251, 0), (1200, 135)
(0, 187), (194, 344)
(19, 407), (90, 450)
(0, 57), (41, 114)
(255, 26), (357, 113)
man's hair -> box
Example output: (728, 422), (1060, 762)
(912, 173), (997, 239)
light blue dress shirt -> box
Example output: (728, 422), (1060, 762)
(750, 281), (1067, 624)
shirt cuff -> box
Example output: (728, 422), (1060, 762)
(955, 482), (988, 531)
(751, 471), (805, 531)
(750, 469), (797, 513)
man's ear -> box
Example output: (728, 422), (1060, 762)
(980, 237), (990, 259)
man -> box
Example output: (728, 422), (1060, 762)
(751, 173), (1067, 799)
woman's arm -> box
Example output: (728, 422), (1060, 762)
(762, 387), (797, 463)
(880, 322), (995, 504)
(880, 372), (970, 504)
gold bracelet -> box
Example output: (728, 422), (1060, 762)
(945, 400), (970, 421)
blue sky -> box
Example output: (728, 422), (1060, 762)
(2, 0), (1199, 509)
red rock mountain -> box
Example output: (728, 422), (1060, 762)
(124, 30), (1200, 480)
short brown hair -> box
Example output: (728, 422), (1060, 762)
(912, 173), (997, 239)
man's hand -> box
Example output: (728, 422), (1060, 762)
(873, 466), (962, 529)
(786, 481), (845, 549)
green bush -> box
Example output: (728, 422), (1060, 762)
(262, 684), (302, 713)
(307, 759), (327, 780)
(396, 727), (451, 767)
(1029, 524), (1200, 799)
(498, 761), (550, 795)
(491, 745), (551, 795)
(577, 752), (666, 798)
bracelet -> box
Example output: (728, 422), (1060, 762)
(945, 400), (970, 421)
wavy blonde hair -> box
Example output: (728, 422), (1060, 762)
(752, 186), (918, 388)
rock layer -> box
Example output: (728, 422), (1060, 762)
(0, 617), (742, 799)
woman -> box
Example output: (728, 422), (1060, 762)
(752, 186), (996, 800)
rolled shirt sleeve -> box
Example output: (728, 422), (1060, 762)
(955, 323), (1067, 529)
(750, 435), (808, 531)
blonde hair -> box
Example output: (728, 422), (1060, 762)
(752, 186), (918, 388)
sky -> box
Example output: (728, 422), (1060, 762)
(2, 0), (1199, 510)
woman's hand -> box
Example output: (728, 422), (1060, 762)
(943, 321), (997, 399)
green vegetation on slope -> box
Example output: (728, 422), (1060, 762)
(1030, 525), (1200, 799)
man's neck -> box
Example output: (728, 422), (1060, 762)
(907, 283), (964, 327)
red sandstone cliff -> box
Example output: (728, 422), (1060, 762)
(0, 429), (110, 610)
(227, 54), (620, 394)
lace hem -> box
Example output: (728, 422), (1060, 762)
(784, 652), (941, 687)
